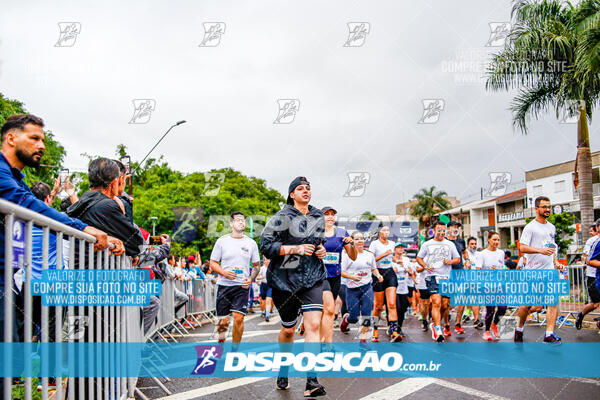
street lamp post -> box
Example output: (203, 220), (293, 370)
(150, 216), (158, 236)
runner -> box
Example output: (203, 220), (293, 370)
(260, 176), (327, 397)
(340, 231), (383, 347)
(209, 211), (261, 344)
(369, 226), (402, 342)
(478, 231), (506, 341)
(257, 258), (274, 322)
(514, 196), (564, 343)
(392, 244), (411, 337)
(445, 221), (468, 335)
(416, 221), (460, 342)
(465, 236), (483, 329)
(320, 206), (357, 347)
(407, 255), (419, 317)
(416, 267), (431, 331)
(576, 223), (600, 330)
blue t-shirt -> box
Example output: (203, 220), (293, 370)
(588, 237), (600, 290)
(323, 227), (349, 278)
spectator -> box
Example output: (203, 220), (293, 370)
(67, 157), (143, 257)
(505, 251), (517, 270)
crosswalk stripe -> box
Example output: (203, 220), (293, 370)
(433, 379), (511, 400)
(155, 377), (268, 400)
(358, 378), (436, 399)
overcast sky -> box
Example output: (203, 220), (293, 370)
(1, 0), (597, 217)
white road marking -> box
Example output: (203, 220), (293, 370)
(155, 377), (268, 400)
(358, 378), (436, 399)
(433, 379), (512, 400)
(566, 377), (600, 387)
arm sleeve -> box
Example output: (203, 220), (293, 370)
(210, 238), (222, 262)
(260, 216), (284, 259)
(89, 202), (143, 257)
(0, 169), (87, 231)
(520, 225), (533, 247)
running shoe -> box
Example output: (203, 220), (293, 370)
(298, 322), (305, 336)
(430, 323), (437, 340)
(474, 320), (484, 330)
(218, 338), (225, 343)
(276, 377), (290, 390)
(340, 314), (350, 333)
(304, 377), (326, 397)
(483, 331), (493, 342)
(387, 326), (395, 337)
(422, 320), (428, 332)
(514, 330), (523, 343)
(333, 318), (340, 328)
(372, 327), (379, 342)
(443, 325), (452, 337)
(575, 312), (584, 330)
(247, 308), (255, 314)
(490, 322), (499, 339)
(436, 327), (445, 343)
(265, 316), (270, 322)
(454, 324), (465, 335)
(390, 332), (402, 343)
(397, 329), (406, 338)
(462, 315), (471, 323)
(543, 333), (562, 344)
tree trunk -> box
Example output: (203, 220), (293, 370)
(577, 102), (593, 243)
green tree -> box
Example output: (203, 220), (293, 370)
(526, 212), (575, 255)
(410, 186), (450, 227)
(359, 211), (377, 221)
(0, 92), (67, 189)
(486, 0), (600, 243)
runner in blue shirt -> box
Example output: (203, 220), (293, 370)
(320, 206), (356, 347)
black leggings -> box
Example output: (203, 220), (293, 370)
(396, 293), (409, 329)
(485, 306), (507, 331)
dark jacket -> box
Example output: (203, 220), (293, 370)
(67, 190), (144, 257)
(260, 204), (326, 292)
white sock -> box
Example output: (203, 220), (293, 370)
(516, 326), (524, 332)
(545, 330), (553, 337)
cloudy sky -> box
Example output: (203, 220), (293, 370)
(1, 0), (597, 217)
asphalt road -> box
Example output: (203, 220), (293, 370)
(136, 311), (600, 400)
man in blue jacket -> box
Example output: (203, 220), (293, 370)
(260, 176), (327, 397)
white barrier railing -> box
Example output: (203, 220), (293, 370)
(1, 198), (218, 400)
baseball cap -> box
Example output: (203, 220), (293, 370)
(322, 206), (337, 214)
(286, 176), (310, 205)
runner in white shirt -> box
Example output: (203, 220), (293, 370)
(464, 236), (483, 329)
(406, 254), (419, 318)
(209, 212), (260, 344)
(479, 231), (507, 341)
(576, 223), (600, 329)
(392, 244), (412, 338)
(369, 226), (401, 342)
(256, 258), (274, 322)
(416, 268), (431, 332)
(514, 196), (565, 343)
(416, 221), (460, 342)
(340, 231), (383, 347)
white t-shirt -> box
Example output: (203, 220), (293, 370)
(369, 239), (395, 269)
(466, 249), (481, 269)
(407, 260), (416, 287)
(342, 251), (376, 289)
(520, 219), (557, 269)
(257, 265), (268, 284)
(478, 249), (505, 269)
(417, 238), (460, 277)
(416, 270), (428, 290)
(393, 257), (411, 295)
(210, 234), (260, 286)
(583, 236), (599, 277)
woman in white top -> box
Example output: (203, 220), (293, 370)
(339, 231), (383, 345)
(392, 244), (412, 338)
(257, 258), (273, 322)
(479, 231), (507, 341)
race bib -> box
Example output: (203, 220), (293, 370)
(397, 276), (405, 281)
(380, 259), (391, 267)
(436, 275), (449, 283)
(323, 252), (340, 265)
(232, 268), (245, 277)
(357, 271), (368, 277)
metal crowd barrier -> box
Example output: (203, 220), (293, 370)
(558, 264), (600, 328)
(1, 198), (140, 400)
(2, 198), (220, 400)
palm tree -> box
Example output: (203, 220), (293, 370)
(486, 0), (600, 242)
(359, 211), (377, 221)
(410, 186), (451, 227)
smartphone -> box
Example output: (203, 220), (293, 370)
(59, 168), (69, 185)
(120, 156), (131, 174)
(149, 236), (162, 245)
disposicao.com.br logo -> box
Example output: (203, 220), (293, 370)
(194, 350), (441, 375)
